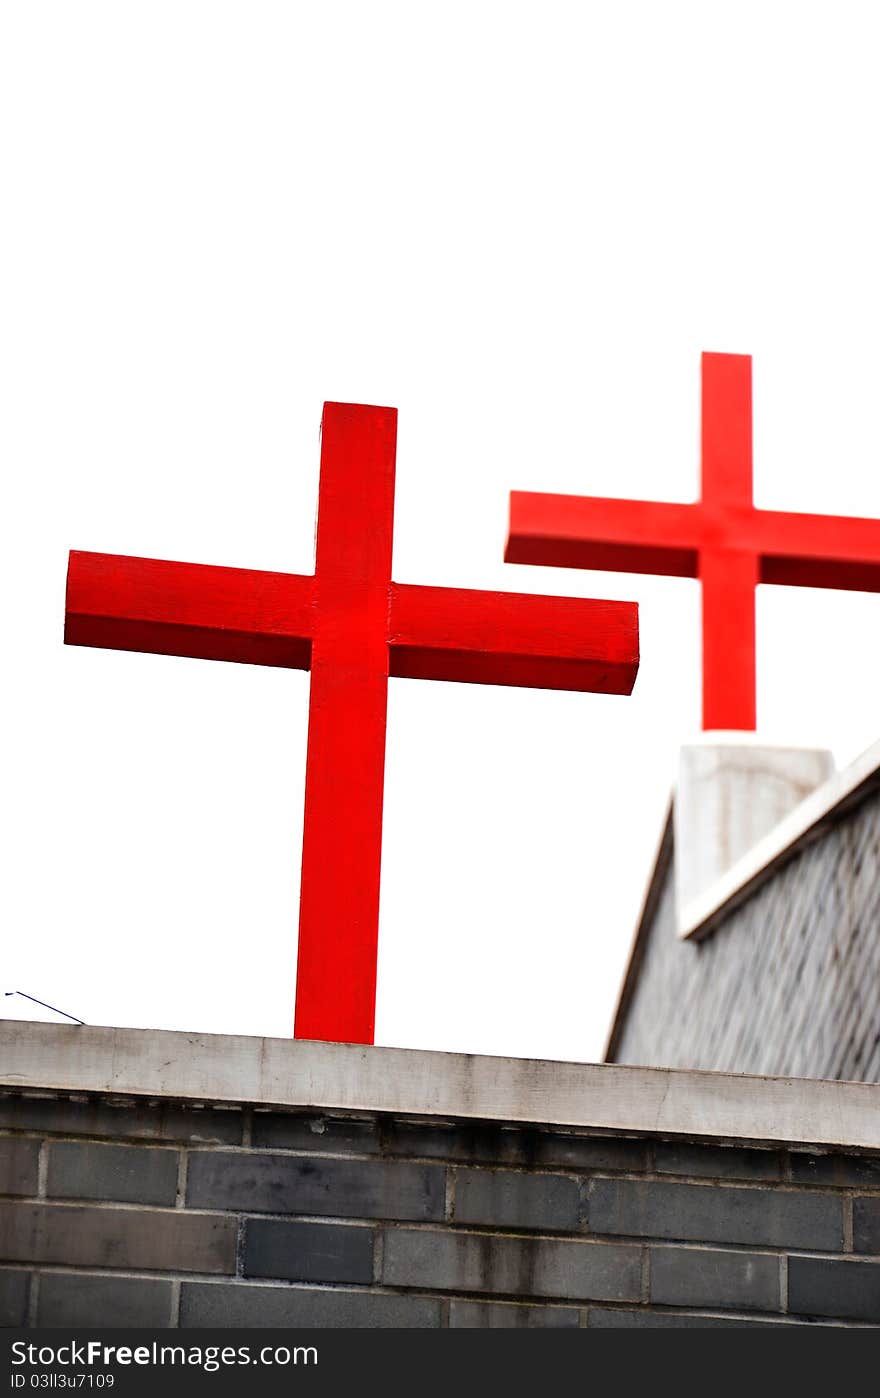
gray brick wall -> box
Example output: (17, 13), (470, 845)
(2, 1090), (880, 1327)
(611, 789), (880, 1081)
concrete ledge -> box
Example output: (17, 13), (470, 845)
(680, 733), (880, 940)
(2, 1021), (880, 1153)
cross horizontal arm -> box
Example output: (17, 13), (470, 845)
(506, 492), (880, 595)
(65, 551), (315, 668)
(389, 582), (639, 694)
(505, 492), (701, 578)
(755, 510), (880, 591)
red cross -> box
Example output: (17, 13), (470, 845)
(505, 352), (880, 730)
(66, 402), (639, 1044)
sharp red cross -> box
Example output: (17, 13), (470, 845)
(505, 352), (880, 730)
(66, 402), (639, 1044)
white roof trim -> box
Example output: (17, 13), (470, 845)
(679, 733), (880, 941)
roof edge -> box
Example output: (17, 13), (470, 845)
(4, 1019), (880, 1152)
(603, 797), (674, 1063)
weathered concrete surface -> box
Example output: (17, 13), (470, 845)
(675, 732), (834, 928)
(3, 1020), (880, 1151)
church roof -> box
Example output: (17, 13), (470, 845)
(605, 734), (880, 1064)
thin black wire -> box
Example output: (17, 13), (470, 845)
(4, 991), (85, 1025)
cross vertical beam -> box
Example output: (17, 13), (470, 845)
(295, 405), (397, 1043)
(699, 354), (757, 729)
(701, 351), (752, 506)
(700, 548), (758, 730)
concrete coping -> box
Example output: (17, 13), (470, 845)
(2, 1020), (880, 1153)
(679, 732), (880, 940)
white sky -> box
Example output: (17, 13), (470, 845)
(3, 1), (880, 1062)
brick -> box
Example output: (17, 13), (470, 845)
(453, 1168), (580, 1232)
(382, 1227), (641, 1302)
(243, 1219), (374, 1283)
(381, 1120), (532, 1165)
(253, 1113), (379, 1154)
(0, 1138), (39, 1196)
(384, 1123), (648, 1172)
(852, 1197), (880, 1254)
(47, 1142), (179, 1206)
(536, 1135), (649, 1174)
(588, 1308), (811, 1329)
(649, 1246), (780, 1312)
(0, 1201), (235, 1274)
(187, 1151), (444, 1221)
(450, 1300), (581, 1328)
(589, 1179), (842, 1250)
(789, 1255), (880, 1323)
(38, 1273), (172, 1326)
(654, 1143), (783, 1182)
(791, 1153), (880, 1190)
(0, 1269), (29, 1325)
(180, 1282), (441, 1328)
(0, 1094), (243, 1145)
(381, 1121), (463, 1160)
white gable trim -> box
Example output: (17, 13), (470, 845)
(679, 733), (880, 940)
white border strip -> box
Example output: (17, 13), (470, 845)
(2, 1020), (880, 1151)
(679, 734), (880, 941)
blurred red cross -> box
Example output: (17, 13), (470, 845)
(66, 402), (638, 1045)
(506, 352), (880, 730)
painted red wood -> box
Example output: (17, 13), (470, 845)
(506, 352), (880, 730)
(65, 554), (315, 668)
(65, 401), (639, 1045)
(295, 403), (396, 1045)
(389, 583), (638, 693)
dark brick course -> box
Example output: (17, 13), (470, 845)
(381, 1123), (649, 1173)
(0, 1201), (236, 1274)
(382, 1227), (641, 1302)
(852, 1197), (880, 1254)
(0, 1138), (39, 1196)
(649, 1245), (780, 1312)
(243, 1219), (374, 1284)
(452, 1168), (580, 1232)
(789, 1255), (880, 1323)
(252, 1113), (379, 1155)
(37, 1273), (173, 1327)
(380, 1120), (533, 1165)
(47, 1141), (179, 1206)
(537, 1135), (650, 1174)
(589, 1178), (842, 1251)
(0, 1095), (242, 1144)
(653, 1143), (783, 1182)
(186, 1150), (444, 1221)
(0, 1269), (29, 1326)
(180, 1283), (442, 1328)
(790, 1153), (880, 1190)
